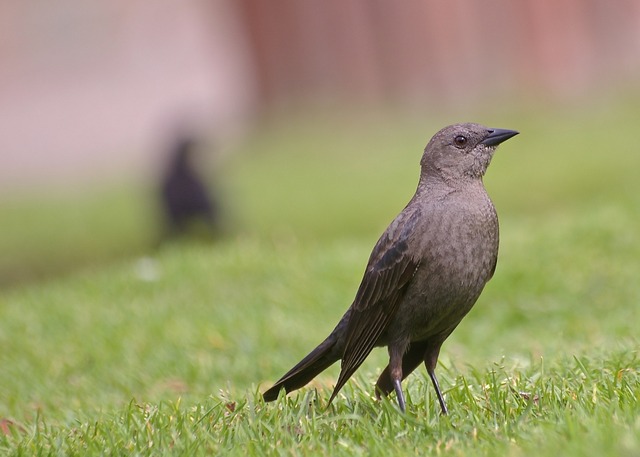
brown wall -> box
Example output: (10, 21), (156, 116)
(234, 0), (640, 107)
(2, 1), (640, 188)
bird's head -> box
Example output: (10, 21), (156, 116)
(420, 123), (518, 181)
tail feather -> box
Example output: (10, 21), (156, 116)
(263, 336), (340, 402)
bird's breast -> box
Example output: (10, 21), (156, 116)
(393, 196), (498, 341)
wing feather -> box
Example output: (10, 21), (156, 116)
(328, 209), (422, 404)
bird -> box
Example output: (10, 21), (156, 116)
(160, 134), (220, 239)
(262, 123), (519, 413)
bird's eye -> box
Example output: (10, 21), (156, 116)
(454, 135), (467, 147)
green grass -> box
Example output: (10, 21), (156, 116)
(3, 352), (637, 455)
(0, 186), (157, 286)
(1, 99), (640, 455)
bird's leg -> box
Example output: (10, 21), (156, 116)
(428, 369), (448, 415)
(424, 347), (448, 415)
(388, 345), (406, 413)
(375, 341), (428, 399)
(393, 379), (406, 413)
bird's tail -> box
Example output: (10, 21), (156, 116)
(263, 334), (341, 402)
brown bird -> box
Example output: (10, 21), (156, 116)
(263, 123), (519, 413)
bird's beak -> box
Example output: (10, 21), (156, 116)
(481, 128), (519, 147)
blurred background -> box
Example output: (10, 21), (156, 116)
(2, 0), (640, 287)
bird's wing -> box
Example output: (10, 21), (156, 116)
(328, 209), (421, 403)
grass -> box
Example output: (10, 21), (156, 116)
(0, 187), (157, 286)
(1, 98), (639, 455)
(3, 352), (638, 456)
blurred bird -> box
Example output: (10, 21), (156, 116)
(160, 134), (219, 239)
(263, 123), (519, 413)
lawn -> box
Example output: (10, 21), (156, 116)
(0, 99), (639, 455)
